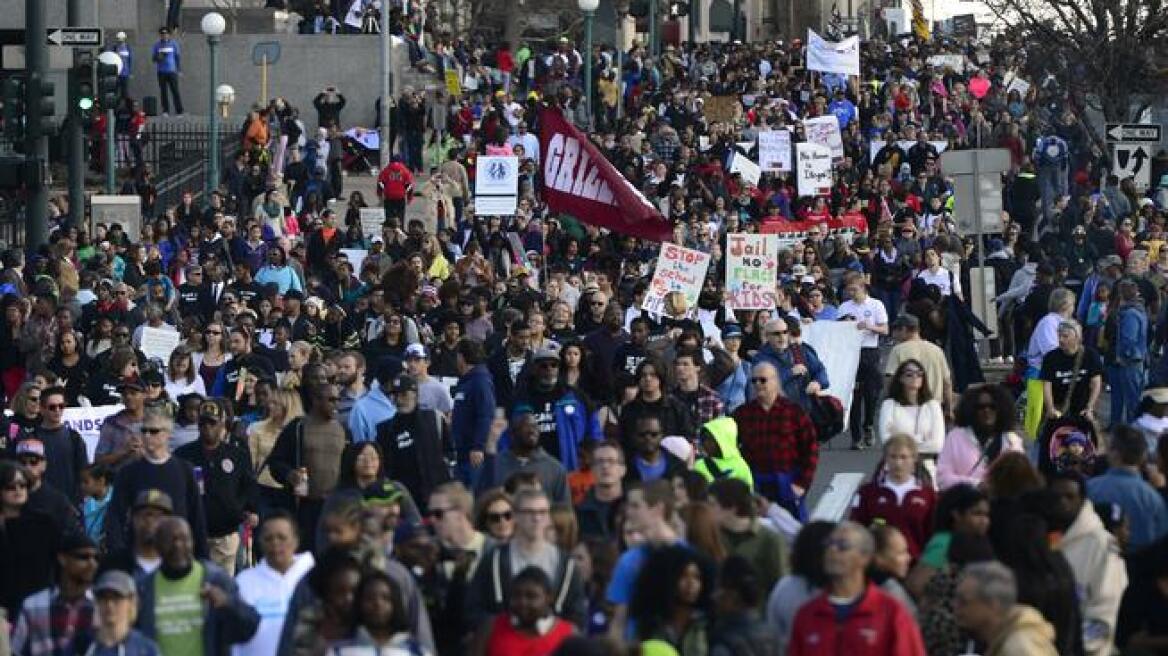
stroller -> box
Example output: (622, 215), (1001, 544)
(1036, 416), (1103, 478)
(342, 128), (380, 173)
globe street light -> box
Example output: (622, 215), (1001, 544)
(97, 51), (123, 194)
(578, 0), (599, 129)
(201, 11), (226, 199)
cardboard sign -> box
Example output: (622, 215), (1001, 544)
(758, 129), (792, 172)
(704, 96), (742, 123)
(642, 244), (711, 315)
(726, 233), (779, 310)
(802, 320), (864, 431)
(90, 195), (142, 244)
(803, 115), (844, 159)
(796, 142), (834, 197)
(359, 207), (386, 239)
(444, 69), (462, 97)
(139, 326), (180, 363)
(475, 155), (520, 216)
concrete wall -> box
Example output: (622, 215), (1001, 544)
(123, 32), (421, 128)
(0, 0), (139, 32)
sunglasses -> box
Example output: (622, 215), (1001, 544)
(750, 377), (770, 385)
(486, 511), (513, 523)
(768, 330), (788, 336)
(18, 456), (44, 465)
(141, 427), (167, 435)
(43, 403), (66, 410)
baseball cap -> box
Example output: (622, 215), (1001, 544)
(365, 479), (405, 506)
(404, 343), (428, 360)
(532, 347), (560, 362)
(371, 235), (385, 244)
(390, 374), (418, 395)
(1102, 254), (1124, 269)
(133, 489), (174, 514)
(15, 439), (46, 459)
(59, 532), (97, 554)
(284, 289), (305, 301)
(721, 323), (744, 340)
(199, 400), (224, 422)
(94, 570), (137, 597)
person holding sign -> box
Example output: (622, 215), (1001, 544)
(838, 275), (890, 450)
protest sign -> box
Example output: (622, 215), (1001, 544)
(340, 248), (368, 275)
(803, 320), (864, 430)
(926, 54), (965, 72)
(444, 69), (462, 97)
(796, 143), (834, 197)
(758, 214), (868, 248)
(806, 30), (861, 77)
(803, 116), (844, 159)
(642, 244), (711, 315)
(729, 152), (762, 186)
(758, 130), (792, 172)
(140, 327), (181, 363)
(1005, 74), (1031, 98)
(359, 207), (386, 239)
(475, 156), (520, 216)
(704, 96), (742, 123)
(63, 405), (123, 461)
(726, 234), (779, 309)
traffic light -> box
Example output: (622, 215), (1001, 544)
(31, 77), (56, 134)
(98, 62), (119, 109)
(1, 77), (25, 140)
(74, 52), (95, 111)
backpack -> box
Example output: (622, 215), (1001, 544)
(807, 394), (844, 443)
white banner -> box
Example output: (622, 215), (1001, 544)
(729, 152), (762, 186)
(806, 29), (861, 77)
(796, 143), (834, 197)
(340, 248), (368, 275)
(642, 244), (711, 315)
(475, 155), (520, 216)
(140, 327), (180, 363)
(802, 321), (864, 431)
(803, 115), (844, 159)
(926, 54), (965, 72)
(868, 140), (950, 164)
(63, 405), (123, 461)
(758, 130), (792, 172)
(726, 234), (779, 309)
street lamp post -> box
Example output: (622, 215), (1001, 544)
(201, 11), (226, 199)
(97, 51), (122, 194)
(579, 0), (599, 129)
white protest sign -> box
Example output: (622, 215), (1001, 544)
(758, 130), (792, 172)
(926, 54), (965, 72)
(139, 327), (180, 363)
(340, 248), (368, 275)
(359, 207), (386, 239)
(806, 29), (861, 77)
(867, 140), (950, 164)
(642, 244), (711, 315)
(63, 405), (123, 461)
(803, 115), (844, 159)
(802, 320), (864, 431)
(796, 143), (834, 197)
(726, 233), (779, 309)
(729, 152), (762, 186)
(1006, 75), (1031, 98)
(475, 155), (520, 216)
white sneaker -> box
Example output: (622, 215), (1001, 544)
(989, 357), (1003, 364)
(1005, 355), (1014, 363)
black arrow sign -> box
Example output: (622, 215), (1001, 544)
(1132, 147), (1148, 174)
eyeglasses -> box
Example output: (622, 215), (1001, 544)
(750, 377), (770, 385)
(486, 510), (513, 523)
(427, 507), (451, 520)
(768, 330), (788, 336)
(114, 332), (130, 338)
(44, 403), (66, 410)
(141, 427), (167, 435)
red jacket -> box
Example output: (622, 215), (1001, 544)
(378, 162), (414, 201)
(850, 476), (936, 558)
(788, 583), (926, 656)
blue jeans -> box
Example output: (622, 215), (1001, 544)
(1109, 363), (1145, 427)
(874, 286), (901, 323)
(1037, 163), (1068, 231)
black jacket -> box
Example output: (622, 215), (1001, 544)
(0, 510), (60, 618)
(486, 347), (531, 411)
(174, 439), (259, 537)
(463, 542), (586, 631)
(375, 409), (452, 508)
(623, 450), (687, 486)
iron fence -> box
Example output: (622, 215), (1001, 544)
(142, 118), (238, 213)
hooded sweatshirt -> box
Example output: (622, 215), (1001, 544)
(986, 605), (1059, 656)
(694, 417), (754, 489)
(233, 552), (316, 656)
(1056, 503), (1128, 656)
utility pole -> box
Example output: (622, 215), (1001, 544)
(379, 20), (392, 168)
(25, 0), (51, 250)
(67, 0), (85, 227)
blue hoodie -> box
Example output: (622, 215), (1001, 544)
(451, 364), (496, 458)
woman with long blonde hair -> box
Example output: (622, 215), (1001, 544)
(247, 388), (304, 514)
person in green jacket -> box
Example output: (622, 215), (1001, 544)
(693, 417), (754, 489)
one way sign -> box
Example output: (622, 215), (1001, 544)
(1106, 123), (1162, 143)
(1114, 143), (1152, 190)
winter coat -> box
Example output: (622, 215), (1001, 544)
(851, 474), (936, 558)
(136, 560), (260, 656)
(986, 605), (1059, 656)
(787, 583), (926, 656)
(1057, 502), (1128, 656)
(693, 416), (754, 488)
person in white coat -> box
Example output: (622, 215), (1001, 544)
(234, 511), (316, 656)
(878, 359), (946, 458)
(1049, 473), (1128, 656)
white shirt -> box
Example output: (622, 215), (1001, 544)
(877, 398), (947, 454)
(509, 132), (541, 163)
(1026, 312), (1063, 369)
(166, 374), (207, 401)
(838, 296), (888, 348)
(916, 266), (961, 297)
(233, 553), (316, 656)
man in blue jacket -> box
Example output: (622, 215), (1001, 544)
(451, 338), (496, 487)
(1108, 280), (1148, 427)
(752, 318), (829, 408)
(507, 347), (602, 470)
(151, 27), (183, 115)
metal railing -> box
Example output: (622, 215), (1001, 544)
(142, 118), (238, 213)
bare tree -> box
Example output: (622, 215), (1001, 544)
(982, 0), (1168, 123)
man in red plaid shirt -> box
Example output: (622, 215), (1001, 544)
(732, 362), (819, 517)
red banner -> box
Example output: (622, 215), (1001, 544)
(539, 107), (673, 242)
